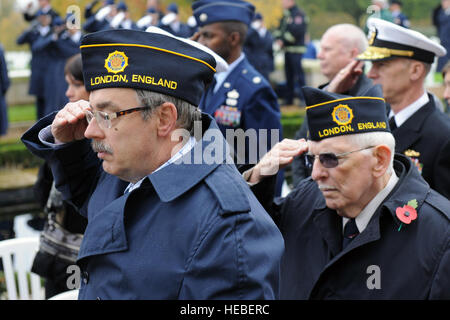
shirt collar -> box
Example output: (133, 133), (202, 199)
(213, 53), (245, 93)
(343, 171), (399, 234)
(388, 91), (429, 127)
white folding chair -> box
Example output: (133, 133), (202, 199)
(48, 289), (79, 300)
(0, 237), (44, 300)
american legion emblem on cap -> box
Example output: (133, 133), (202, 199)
(302, 87), (389, 141)
(104, 51), (129, 74)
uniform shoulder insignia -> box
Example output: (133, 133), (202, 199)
(205, 165), (251, 215)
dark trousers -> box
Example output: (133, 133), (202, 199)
(284, 52), (305, 104)
(36, 96), (46, 120)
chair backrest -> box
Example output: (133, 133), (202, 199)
(0, 237), (43, 300)
(48, 289), (79, 300)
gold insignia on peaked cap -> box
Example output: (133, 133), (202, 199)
(368, 28), (377, 46)
(332, 104), (354, 126)
(404, 149), (420, 157)
(357, 46), (414, 61)
(104, 50), (129, 74)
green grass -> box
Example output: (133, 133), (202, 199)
(8, 104), (36, 123)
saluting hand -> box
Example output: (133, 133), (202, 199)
(248, 138), (308, 184)
(51, 100), (91, 144)
(327, 60), (364, 94)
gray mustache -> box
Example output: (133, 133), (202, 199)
(91, 140), (113, 154)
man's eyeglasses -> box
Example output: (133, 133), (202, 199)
(304, 146), (375, 169)
(85, 106), (151, 129)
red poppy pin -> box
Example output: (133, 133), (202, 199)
(396, 199), (418, 231)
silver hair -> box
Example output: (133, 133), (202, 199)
(135, 89), (201, 135)
(345, 131), (396, 174)
(326, 24), (368, 54)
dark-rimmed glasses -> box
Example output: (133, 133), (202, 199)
(85, 106), (151, 129)
(305, 146), (375, 169)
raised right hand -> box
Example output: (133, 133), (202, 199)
(248, 138), (308, 184)
(51, 100), (91, 144)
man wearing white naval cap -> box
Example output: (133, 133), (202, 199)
(358, 18), (450, 199)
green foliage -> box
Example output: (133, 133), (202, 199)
(0, 140), (43, 168)
(8, 105), (36, 123)
(281, 108), (305, 139)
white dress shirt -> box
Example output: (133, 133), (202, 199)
(342, 171), (399, 234)
(388, 91), (429, 128)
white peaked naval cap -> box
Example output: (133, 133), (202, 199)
(358, 18), (446, 63)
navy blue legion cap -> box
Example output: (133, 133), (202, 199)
(303, 87), (389, 141)
(80, 28), (218, 106)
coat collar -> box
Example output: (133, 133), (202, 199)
(393, 94), (435, 151)
(148, 113), (233, 202)
(311, 153), (430, 255)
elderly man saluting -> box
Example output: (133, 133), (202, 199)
(21, 28), (284, 300)
(245, 87), (450, 299)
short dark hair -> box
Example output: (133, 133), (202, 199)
(219, 21), (248, 46)
(64, 54), (84, 83)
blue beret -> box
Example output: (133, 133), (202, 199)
(192, 0), (255, 27)
(80, 29), (217, 106)
(116, 1), (128, 11)
(52, 16), (64, 26)
(302, 87), (389, 141)
(104, 0), (115, 5)
(167, 3), (178, 14)
(147, 7), (157, 14)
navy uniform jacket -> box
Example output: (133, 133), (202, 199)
(16, 27), (50, 98)
(274, 5), (307, 52)
(83, 16), (112, 33)
(21, 113), (284, 300)
(199, 57), (282, 165)
(0, 45), (10, 135)
(436, 8), (450, 71)
(244, 27), (274, 80)
(291, 77), (383, 186)
(254, 154), (450, 299)
(392, 94), (450, 199)
(31, 32), (79, 117)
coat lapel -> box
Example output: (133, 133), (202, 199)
(313, 207), (342, 258)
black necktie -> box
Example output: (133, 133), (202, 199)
(342, 218), (359, 249)
(389, 116), (397, 132)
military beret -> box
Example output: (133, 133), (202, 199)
(192, 0), (255, 27)
(167, 3), (179, 14)
(80, 28), (227, 106)
(303, 87), (389, 141)
(358, 18), (446, 63)
(116, 2), (128, 12)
